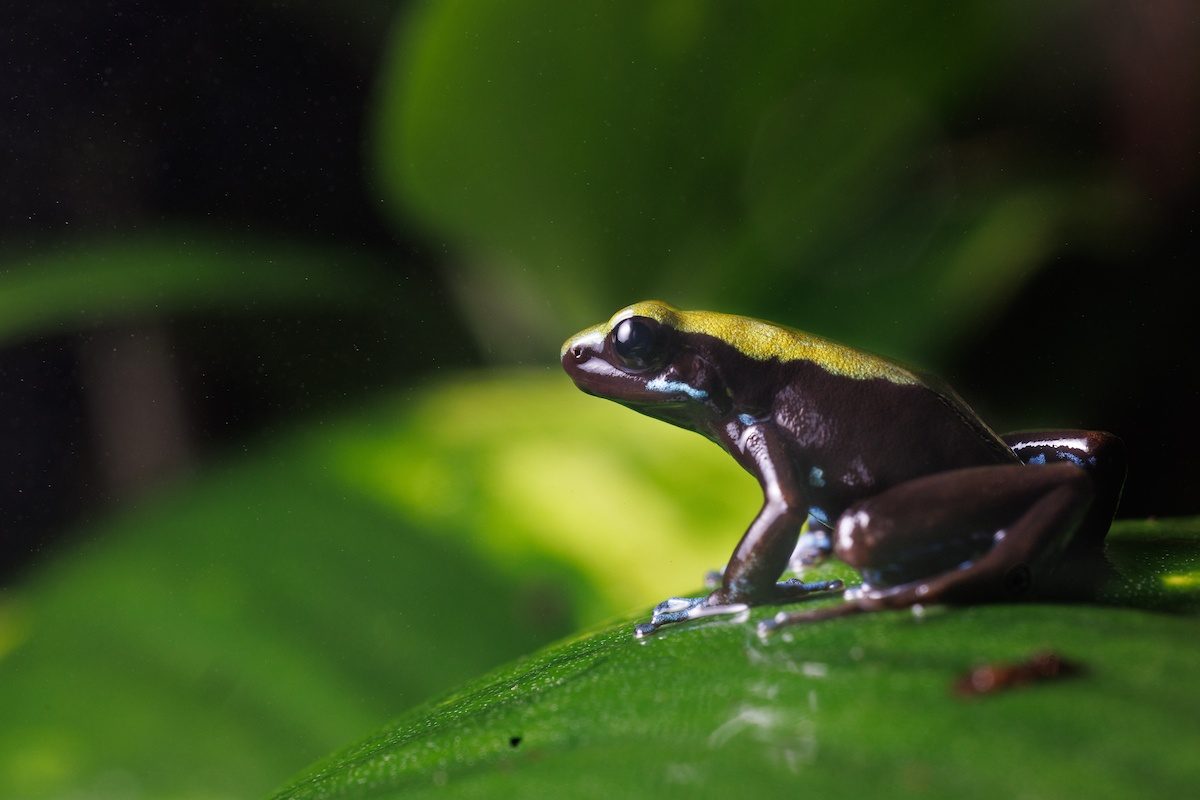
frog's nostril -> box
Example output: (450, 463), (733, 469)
(570, 344), (588, 362)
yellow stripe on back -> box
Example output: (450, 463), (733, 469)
(611, 300), (918, 385)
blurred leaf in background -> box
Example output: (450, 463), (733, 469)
(0, 231), (438, 570)
(375, 0), (1137, 363)
(0, 233), (386, 345)
(0, 372), (756, 799)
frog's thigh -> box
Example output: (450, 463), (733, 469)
(1002, 429), (1125, 546)
(834, 462), (1093, 606)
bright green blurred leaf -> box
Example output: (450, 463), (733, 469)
(323, 372), (758, 621)
(273, 518), (1200, 799)
(0, 371), (753, 799)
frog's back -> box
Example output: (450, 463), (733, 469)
(630, 302), (1014, 465)
(620, 301), (920, 386)
(904, 368), (1018, 465)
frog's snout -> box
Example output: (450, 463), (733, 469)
(560, 325), (606, 364)
(561, 338), (597, 378)
(563, 341), (588, 364)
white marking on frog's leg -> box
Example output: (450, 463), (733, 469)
(1012, 437), (1096, 467)
(646, 376), (708, 400)
(1012, 437), (1089, 452)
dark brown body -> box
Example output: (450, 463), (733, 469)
(672, 335), (1019, 525)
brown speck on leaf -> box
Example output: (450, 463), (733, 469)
(955, 651), (1083, 697)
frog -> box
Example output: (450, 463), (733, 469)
(560, 300), (1126, 637)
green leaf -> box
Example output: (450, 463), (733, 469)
(0, 231), (392, 345)
(0, 372), (749, 799)
(322, 372), (759, 621)
(273, 519), (1200, 799)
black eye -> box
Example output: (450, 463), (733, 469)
(612, 316), (667, 370)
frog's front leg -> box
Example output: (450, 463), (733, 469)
(702, 517), (833, 589)
(635, 421), (842, 638)
(761, 462), (1093, 633)
(715, 421), (844, 601)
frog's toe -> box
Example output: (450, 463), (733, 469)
(634, 595), (749, 638)
(650, 596), (704, 619)
(774, 577), (844, 601)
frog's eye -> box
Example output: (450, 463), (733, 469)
(611, 316), (667, 371)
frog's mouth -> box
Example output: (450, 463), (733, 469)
(562, 338), (716, 436)
(561, 334), (682, 407)
(562, 345), (653, 402)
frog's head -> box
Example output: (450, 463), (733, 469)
(561, 300), (727, 425)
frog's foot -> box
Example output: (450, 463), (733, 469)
(633, 596), (749, 638)
(771, 576), (845, 601)
(635, 578), (845, 638)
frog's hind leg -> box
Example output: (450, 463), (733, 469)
(1002, 430), (1126, 546)
(760, 462), (1093, 633)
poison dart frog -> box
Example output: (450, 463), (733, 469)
(561, 301), (1125, 637)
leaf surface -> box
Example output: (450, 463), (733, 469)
(274, 519), (1200, 800)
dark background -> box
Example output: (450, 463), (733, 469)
(2, 1), (469, 580)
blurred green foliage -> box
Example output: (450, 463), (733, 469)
(0, 233), (393, 346)
(0, 373), (751, 799)
(376, 0), (1128, 362)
